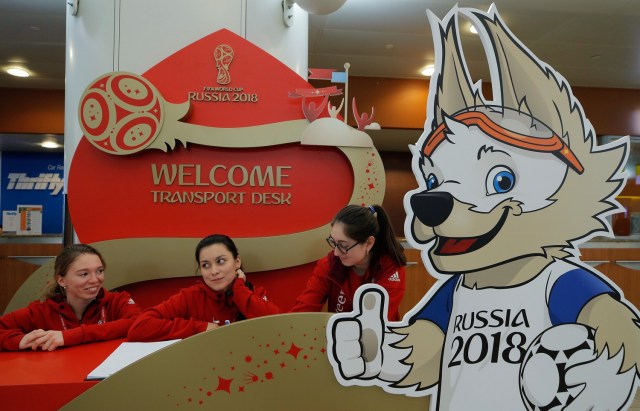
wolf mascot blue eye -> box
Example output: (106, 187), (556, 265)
(486, 166), (515, 194)
(426, 173), (439, 190)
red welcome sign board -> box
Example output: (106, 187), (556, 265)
(69, 29), (356, 244)
(69, 142), (352, 243)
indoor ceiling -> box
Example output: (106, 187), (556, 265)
(309, 0), (640, 88)
(1, 0), (639, 151)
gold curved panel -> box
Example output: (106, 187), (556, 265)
(62, 313), (430, 410)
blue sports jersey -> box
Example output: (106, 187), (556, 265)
(409, 259), (618, 410)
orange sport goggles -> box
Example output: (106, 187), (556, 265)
(421, 110), (584, 174)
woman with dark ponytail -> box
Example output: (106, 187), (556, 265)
(128, 234), (281, 342)
(291, 204), (407, 320)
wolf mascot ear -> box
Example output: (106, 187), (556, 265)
(426, 9), (485, 131)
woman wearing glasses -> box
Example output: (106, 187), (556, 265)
(291, 204), (407, 321)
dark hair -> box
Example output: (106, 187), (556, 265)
(46, 244), (106, 298)
(195, 234), (251, 301)
(195, 234), (239, 264)
(332, 204), (407, 269)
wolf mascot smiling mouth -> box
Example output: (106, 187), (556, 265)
(327, 5), (640, 411)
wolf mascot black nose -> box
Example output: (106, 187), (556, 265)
(410, 191), (453, 227)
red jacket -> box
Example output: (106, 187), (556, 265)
(0, 288), (140, 351)
(127, 278), (281, 342)
(290, 252), (406, 321)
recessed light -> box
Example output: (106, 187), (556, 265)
(421, 65), (435, 77)
(7, 67), (29, 77)
(41, 141), (60, 149)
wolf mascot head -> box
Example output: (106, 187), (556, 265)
(405, 7), (627, 277)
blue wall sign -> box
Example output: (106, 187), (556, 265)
(1, 152), (64, 234)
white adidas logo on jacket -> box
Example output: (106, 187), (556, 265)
(388, 272), (400, 282)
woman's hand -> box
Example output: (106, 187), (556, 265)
(235, 268), (246, 281)
(38, 330), (64, 351)
(205, 322), (220, 331)
(19, 329), (64, 351)
(19, 329), (45, 350)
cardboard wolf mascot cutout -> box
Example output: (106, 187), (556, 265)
(327, 5), (640, 411)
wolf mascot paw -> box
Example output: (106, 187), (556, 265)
(563, 347), (637, 411)
(332, 287), (387, 379)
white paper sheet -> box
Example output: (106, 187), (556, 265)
(2, 210), (18, 232)
(86, 339), (180, 380)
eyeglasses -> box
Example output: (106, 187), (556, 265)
(326, 236), (359, 254)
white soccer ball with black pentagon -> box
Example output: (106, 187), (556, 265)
(519, 324), (597, 411)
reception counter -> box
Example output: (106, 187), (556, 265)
(0, 338), (122, 410)
(1, 315), (431, 411)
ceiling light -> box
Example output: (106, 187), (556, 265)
(6, 67), (29, 77)
(469, 24), (478, 34)
(421, 65), (435, 77)
(41, 141), (60, 149)
(293, 0), (346, 15)
(283, 0), (347, 27)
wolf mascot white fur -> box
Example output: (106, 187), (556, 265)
(327, 5), (640, 411)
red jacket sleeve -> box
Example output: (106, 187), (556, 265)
(63, 291), (141, 347)
(232, 278), (281, 318)
(0, 305), (37, 351)
(289, 258), (331, 313)
(374, 264), (406, 321)
(127, 289), (208, 342)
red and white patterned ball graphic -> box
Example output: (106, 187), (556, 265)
(78, 72), (163, 155)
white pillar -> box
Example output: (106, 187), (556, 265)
(64, 0), (308, 185)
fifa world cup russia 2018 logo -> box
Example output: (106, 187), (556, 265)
(214, 44), (234, 85)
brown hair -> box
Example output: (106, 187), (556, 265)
(45, 244), (106, 298)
